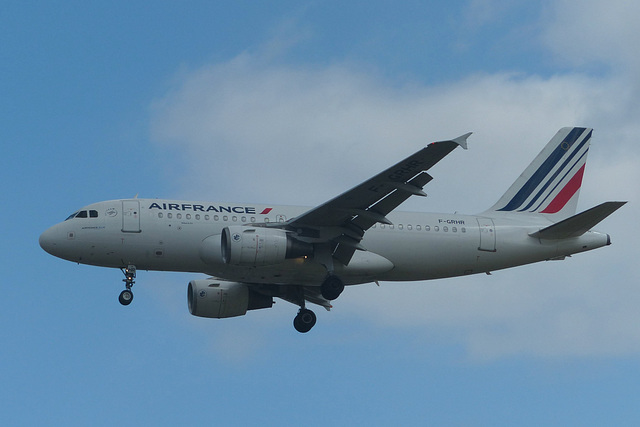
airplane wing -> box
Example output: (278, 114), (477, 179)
(280, 133), (471, 265)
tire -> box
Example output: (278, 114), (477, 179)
(119, 289), (134, 306)
(293, 309), (316, 333)
(321, 275), (344, 300)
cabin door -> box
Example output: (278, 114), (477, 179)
(122, 200), (141, 233)
(477, 218), (496, 252)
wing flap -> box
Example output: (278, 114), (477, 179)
(277, 286), (333, 311)
(529, 201), (626, 240)
(351, 171), (434, 231)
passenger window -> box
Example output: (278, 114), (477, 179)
(186, 214), (191, 220)
(443, 226), (448, 232)
(168, 213), (173, 219)
(407, 225), (412, 230)
(195, 214), (200, 220)
(177, 213), (182, 219)
(158, 213), (163, 219)
(452, 227), (457, 232)
(434, 226), (439, 232)
(398, 224), (403, 230)
(214, 215), (219, 221)
(416, 225), (421, 231)
(461, 227), (466, 233)
(425, 225), (430, 231)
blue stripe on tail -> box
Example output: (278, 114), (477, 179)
(497, 127), (589, 212)
(518, 131), (591, 212)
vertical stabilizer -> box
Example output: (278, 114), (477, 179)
(486, 127), (592, 221)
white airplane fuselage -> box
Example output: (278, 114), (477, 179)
(40, 128), (625, 333)
(39, 198), (610, 286)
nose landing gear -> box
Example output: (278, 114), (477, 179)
(119, 265), (136, 306)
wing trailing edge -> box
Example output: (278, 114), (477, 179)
(529, 201), (626, 240)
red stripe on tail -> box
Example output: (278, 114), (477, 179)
(540, 164), (586, 214)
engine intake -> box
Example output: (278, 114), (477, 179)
(221, 226), (312, 266)
(187, 279), (273, 319)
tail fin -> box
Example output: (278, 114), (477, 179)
(486, 127), (592, 220)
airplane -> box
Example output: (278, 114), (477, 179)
(39, 127), (625, 333)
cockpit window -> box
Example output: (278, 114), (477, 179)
(65, 209), (99, 220)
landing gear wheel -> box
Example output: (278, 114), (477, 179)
(293, 308), (317, 333)
(119, 289), (134, 306)
(119, 264), (136, 306)
(321, 274), (344, 300)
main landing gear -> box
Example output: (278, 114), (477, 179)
(290, 246), (343, 332)
(291, 274), (344, 333)
(118, 265), (136, 306)
(293, 308), (317, 333)
(291, 285), (318, 334)
(321, 274), (344, 301)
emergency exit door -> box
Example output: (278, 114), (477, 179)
(122, 200), (141, 233)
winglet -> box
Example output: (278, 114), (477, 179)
(452, 132), (472, 150)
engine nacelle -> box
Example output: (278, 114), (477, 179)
(221, 226), (312, 267)
(187, 279), (273, 319)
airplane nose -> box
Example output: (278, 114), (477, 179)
(39, 226), (59, 255)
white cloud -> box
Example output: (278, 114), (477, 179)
(151, 57), (631, 212)
(149, 6), (639, 360)
(543, 0), (640, 74)
(341, 248), (640, 360)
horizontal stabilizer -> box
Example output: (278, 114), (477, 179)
(529, 201), (626, 240)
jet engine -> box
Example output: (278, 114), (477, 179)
(187, 279), (273, 319)
(221, 226), (312, 267)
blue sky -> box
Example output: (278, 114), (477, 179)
(3, 1), (640, 425)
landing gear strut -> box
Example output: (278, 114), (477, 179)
(119, 265), (136, 306)
(291, 274), (343, 332)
